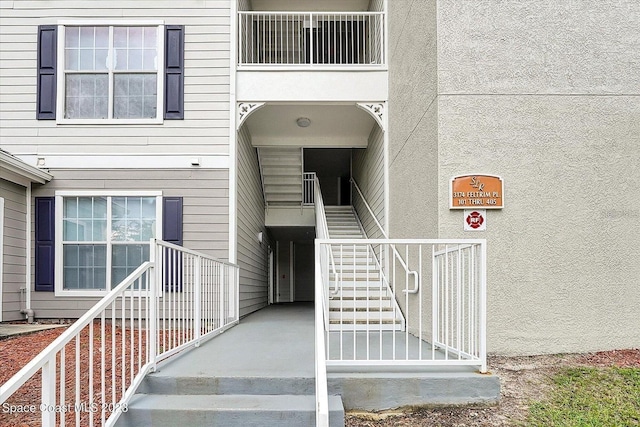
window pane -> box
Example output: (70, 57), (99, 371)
(114, 27), (156, 71)
(114, 27), (128, 48)
(129, 27), (143, 48)
(143, 27), (157, 49)
(66, 27), (80, 48)
(95, 49), (109, 71)
(64, 197), (78, 218)
(65, 49), (79, 70)
(141, 197), (156, 218)
(80, 27), (95, 48)
(143, 49), (157, 71)
(80, 49), (95, 70)
(63, 197), (107, 242)
(113, 74), (157, 119)
(112, 244), (150, 286)
(63, 244), (107, 290)
(65, 74), (108, 119)
(77, 197), (93, 218)
(95, 27), (109, 48)
(128, 49), (143, 70)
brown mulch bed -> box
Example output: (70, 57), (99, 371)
(2, 328), (638, 427)
(0, 323), (146, 427)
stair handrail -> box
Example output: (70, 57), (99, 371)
(350, 177), (420, 293)
(0, 240), (240, 427)
(0, 262), (155, 427)
(314, 176), (340, 296)
(312, 176), (331, 426)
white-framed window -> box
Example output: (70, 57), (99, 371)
(57, 22), (164, 124)
(55, 191), (162, 296)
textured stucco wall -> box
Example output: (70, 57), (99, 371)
(438, 95), (640, 354)
(388, 0), (439, 239)
(389, 0), (640, 355)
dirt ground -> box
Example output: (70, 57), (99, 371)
(1, 328), (638, 427)
(346, 349), (640, 426)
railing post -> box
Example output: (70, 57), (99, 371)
(41, 357), (56, 426)
(194, 255), (202, 346)
(479, 241), (487, 373)
(309, 12), (314, 65)
(149, 239), (158, 371)
(219, 265), (225, 328)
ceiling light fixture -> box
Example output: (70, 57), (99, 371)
(296, 117), (311, 128)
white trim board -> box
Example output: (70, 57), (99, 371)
(17, 155), (231, 170)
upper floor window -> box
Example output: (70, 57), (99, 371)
(36, 24), (185, 122)
(62, 26), (162, 121)
(63, 26), (159, 120)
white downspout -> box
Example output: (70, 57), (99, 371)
(21, 184), (34, 323)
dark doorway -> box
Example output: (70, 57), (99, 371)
(304, 148), (351, 206)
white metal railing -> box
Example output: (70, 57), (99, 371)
(350, 177), (419, 292)
(316, 239), (486, 372)
(0, 239), (239, 427)
(313, 177), (331, 427)
(238, 11), (385, 67)
(303, 172), (316, 205)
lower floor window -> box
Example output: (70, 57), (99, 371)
(60, 195), (159, 292)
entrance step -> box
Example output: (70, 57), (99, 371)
(119, 394), (344, 427)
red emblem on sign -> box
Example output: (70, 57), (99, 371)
(466, 211), (484, 229)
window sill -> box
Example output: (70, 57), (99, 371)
(55, 118), (164, 125)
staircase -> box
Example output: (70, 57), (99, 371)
(258, 147), (303, 206)
(324, 206), (404, 331)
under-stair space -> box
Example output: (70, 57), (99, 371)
(258, 147), (303, 206)
(324, 206), (404, 331)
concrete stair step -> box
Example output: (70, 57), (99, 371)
(118, 394), (345, 427)
(329, 306), (395, 312)
(329, 318), (401, 325)
(329, 300), (393, 309)
(137, 375), (316, 396)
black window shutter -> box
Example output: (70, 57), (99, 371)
(162, 197), (183, 245)
(162, 197), (183, 291)
(37, 25), (57, 120)
(164, 25), (184, 120)
(35, 197), (55, 291)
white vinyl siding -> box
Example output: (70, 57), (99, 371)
(236, 126), (270, 316)
(30, 169), (229, 318)
(0, 2), (231, 158)
(0, 180), (28, 321)
(352, 125), (385, 238)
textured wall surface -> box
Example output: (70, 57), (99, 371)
(438, 95), (640, 354)
(438, 0), (640, 95)
(388, 0), (439, 239)
(437, 0), (640, 354)
(389, 0), (640, 354)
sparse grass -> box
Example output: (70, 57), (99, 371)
(525, 366), (640, 426)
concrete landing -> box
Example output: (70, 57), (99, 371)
(119, 304), (499, 427)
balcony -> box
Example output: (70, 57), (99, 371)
(238, 12), (386, 68)
(236, 11), (387, 103)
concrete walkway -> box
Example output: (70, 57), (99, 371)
(0, 323), (66, 339)
(154, 303), (315, 379)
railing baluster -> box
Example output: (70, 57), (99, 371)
(41, 357), (56, 426)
